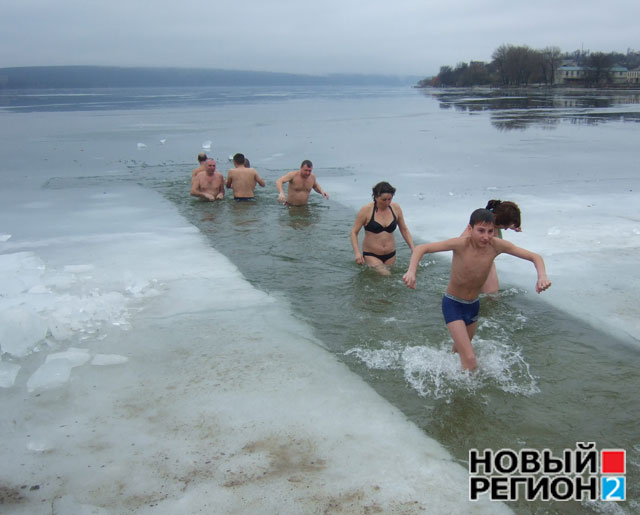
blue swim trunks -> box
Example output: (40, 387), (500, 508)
(442, 293), (480, 326)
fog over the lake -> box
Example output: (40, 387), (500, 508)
(1, 0), (639, 75)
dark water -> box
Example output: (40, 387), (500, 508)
(131, 162), (640, 515)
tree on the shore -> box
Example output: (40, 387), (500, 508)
(491, 45), (508, 85)
(437, 65), (455, 86)
(422, 44), (635, 88)
(585, 52), (614, 86)
(540, 46), (563, 85)
(429, 62), (492, 87)
(491, 44), (543, 86)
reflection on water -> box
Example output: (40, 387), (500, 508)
(425, 88), (640, 130)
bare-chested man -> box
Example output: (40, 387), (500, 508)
(190, 159), (225, 201)
(225, 153), (266, 201)
(403, 208), (551, 372)
(191, 153), (208, 178)
(275, 160), (329, 206)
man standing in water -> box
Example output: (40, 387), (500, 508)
(276, 160), (329, 206)
(191, 152), (208, 178)
(225, 153), (266, 201)
(190, 159), (225, 201)
(402, 208), (551, 372)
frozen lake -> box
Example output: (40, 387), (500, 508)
(1, 85), (639, 513)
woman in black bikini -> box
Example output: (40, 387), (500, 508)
(350, 181), (415, 273)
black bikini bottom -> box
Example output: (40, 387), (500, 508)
(363, 250), (396, 262)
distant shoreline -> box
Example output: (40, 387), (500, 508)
(415, 84), (640, 91)
(0, 65), (420, 90)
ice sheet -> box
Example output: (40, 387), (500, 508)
(0, 360), (21, 388)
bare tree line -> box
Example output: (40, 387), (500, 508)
(420, 45), (640, 87)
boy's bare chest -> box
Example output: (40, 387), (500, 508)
(455, 248), (495, 278)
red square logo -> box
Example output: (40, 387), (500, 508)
(601, 450), (625, 474)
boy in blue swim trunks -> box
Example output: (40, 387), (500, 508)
(402, 208), (551, 371)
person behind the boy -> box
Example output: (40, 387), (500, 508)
(402, 208), (551, 372)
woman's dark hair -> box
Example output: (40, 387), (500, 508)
(372, 181), (396, 200)
(485, 200), (521, 229)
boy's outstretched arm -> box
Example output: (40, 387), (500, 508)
(498, 241), (552, 293)
(531, 253), (551, 293)
(402, 239), (459, 289)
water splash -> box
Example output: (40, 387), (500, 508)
(346, 336), (539, 400)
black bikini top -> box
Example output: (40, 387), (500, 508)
(364, 205), (397, 234)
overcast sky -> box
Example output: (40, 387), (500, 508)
(1, 0), (638, 76)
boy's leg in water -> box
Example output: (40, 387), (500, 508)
(448, 320), (478, 371)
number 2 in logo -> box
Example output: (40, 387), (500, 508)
(601, 476), (625, 501)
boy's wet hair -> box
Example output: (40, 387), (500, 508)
(233, 153), (245, 165)
(486, 200), (521, 229)
(198, 153), (207, 163)
(371, 181), (396, 200)
(469, 208), (495, 227)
